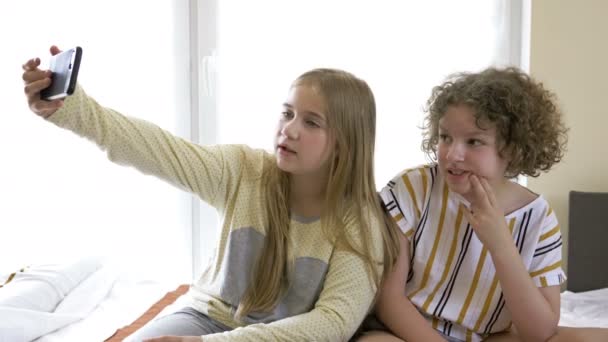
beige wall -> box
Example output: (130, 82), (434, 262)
(529, 0), (608, 273)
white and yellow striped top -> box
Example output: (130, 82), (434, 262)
(379, 164), (565, 342)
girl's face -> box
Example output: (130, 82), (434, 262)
(437, 104), (510, 201)
(274, 85), (334, 177)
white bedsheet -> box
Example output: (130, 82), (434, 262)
(0, 257), (103, 312)
(0, 258), (108, 342)
(7, 265), (606, 341)
(0, 259), (171, 342)
(559, 288), (608, 328)
(35, 274), (169, 342)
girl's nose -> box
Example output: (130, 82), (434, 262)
(446, 143), (465, 162)
(281, 119), (299, 139)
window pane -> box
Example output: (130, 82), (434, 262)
(0, 1), (191, 282)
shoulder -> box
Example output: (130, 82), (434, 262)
(505, 186), (558, 239)
(342, 205), (385, 259)
(504, 182), (554, 218)
(381, 164), (438, 194)
(504, 181), (539, 210)
(214, 144), (274, 177)
(379, 164), (438, 221)
(215, 144), (270, 161)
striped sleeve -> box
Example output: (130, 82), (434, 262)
(528, 206), (566, 287)
(379, 166), (432, 239)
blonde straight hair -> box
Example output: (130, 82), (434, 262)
(235, 69), (400, 319)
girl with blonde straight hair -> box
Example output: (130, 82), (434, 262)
(22, 46), (400, 342)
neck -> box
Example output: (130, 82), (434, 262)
(289, 173), (327, 218)
(495, 182), (513, 214)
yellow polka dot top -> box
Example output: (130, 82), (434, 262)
(48, 86), (385, 341)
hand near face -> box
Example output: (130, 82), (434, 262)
(462, 174), (513, 253)
(143, 336), (202, 342)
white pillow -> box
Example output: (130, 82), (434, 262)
(0, 256), (103, 312)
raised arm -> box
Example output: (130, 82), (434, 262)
(22, 50), (225, 205)
(375, 233), (445, 342)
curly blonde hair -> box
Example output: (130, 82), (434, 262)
(421, 67), (568, 178)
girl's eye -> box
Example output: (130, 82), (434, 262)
(281, 111), (293, 119)
(439, 134), (450, 142)
(468, 139), (483, 146)
(305, 120), (320, 128)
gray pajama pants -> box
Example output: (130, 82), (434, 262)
(125, 307), (232, 342)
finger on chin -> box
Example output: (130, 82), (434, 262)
(479, 177), (498, 204)
(469, 174), (485, 198)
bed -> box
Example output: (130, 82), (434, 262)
(1, 191), (607, 341)
(108, 191), (608, 340)
(0, 258), (172, 342)
(550, 191), (608, 340)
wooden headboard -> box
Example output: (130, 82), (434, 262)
(567, 191), (608, 292)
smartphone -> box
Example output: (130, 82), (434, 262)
(41, 47), (83, 101)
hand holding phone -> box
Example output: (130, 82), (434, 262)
(40, 46), (82, 101)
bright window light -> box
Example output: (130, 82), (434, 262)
(214, 0), (512, 186)
(0, 1), (191, 282)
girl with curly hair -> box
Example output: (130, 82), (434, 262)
(361, 67), (570, 341)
